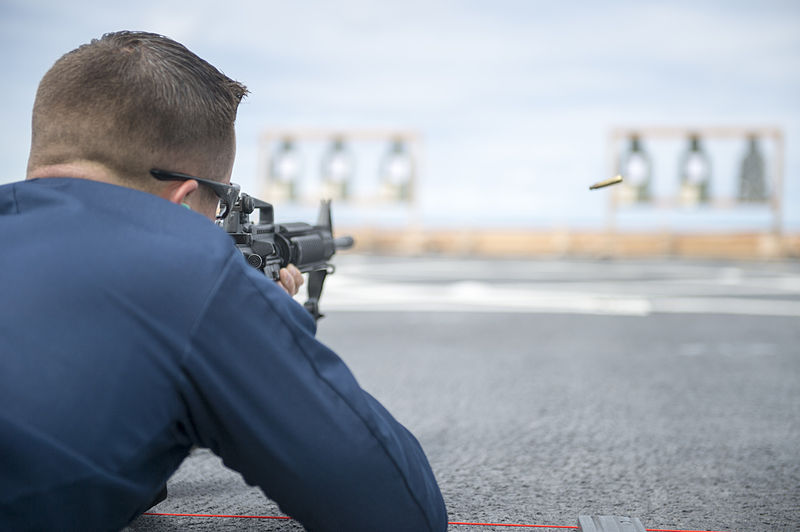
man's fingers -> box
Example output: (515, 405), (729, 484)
(278, 265), (304, 296)
(287, 264), (304, 289)
(278, 268), (296, 295)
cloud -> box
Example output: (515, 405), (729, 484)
(2, 0), (799, 227)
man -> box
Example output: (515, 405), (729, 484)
(0, 31), (447, 531)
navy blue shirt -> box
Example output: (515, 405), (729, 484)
(0, 178), (447, 531)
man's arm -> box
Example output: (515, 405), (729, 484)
(176, 253), (447, 531)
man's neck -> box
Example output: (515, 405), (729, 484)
(27, 161), (120, 184)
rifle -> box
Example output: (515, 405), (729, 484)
(219, 193), (354, 320)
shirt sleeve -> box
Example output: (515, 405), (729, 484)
(176, 252), (448, 532)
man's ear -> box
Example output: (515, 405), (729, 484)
(161, 179), (199, 206)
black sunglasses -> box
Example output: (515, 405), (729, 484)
(150, 169), (241, 219)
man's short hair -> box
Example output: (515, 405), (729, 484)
(28, 31), (248, 185)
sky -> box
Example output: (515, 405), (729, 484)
(1, 0), (799, 230)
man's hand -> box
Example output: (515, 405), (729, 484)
(278, 264), (304, 296)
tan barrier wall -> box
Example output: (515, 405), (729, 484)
(339, 229), (800, 260)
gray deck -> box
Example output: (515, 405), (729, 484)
(128, 255), (800, 531)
